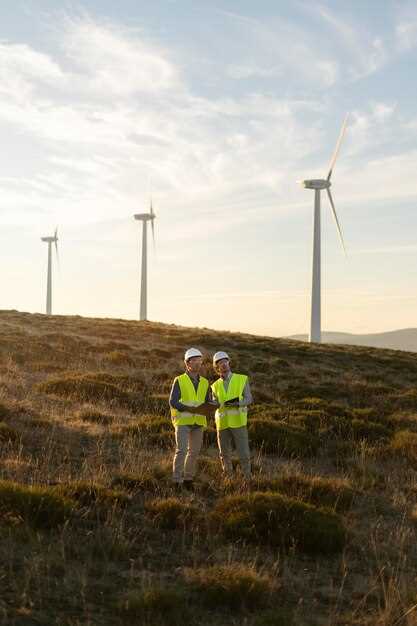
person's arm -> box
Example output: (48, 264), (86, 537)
(204, 386), (219, 406)
(169, 379), (189, 412)
(239, 379), (253, 407)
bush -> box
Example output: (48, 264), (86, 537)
(254, 474), (354, 512)
(0, 480), (73, 529)
(213, 492), (346, 554)
(248, 419), (318, 456)
(145, 497), (199, 530)
(184, 564), (274, 611)
(118, 586), (187, 625)
(0, 422), (19, 443)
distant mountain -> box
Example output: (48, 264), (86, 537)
(288, 328), (417, 352)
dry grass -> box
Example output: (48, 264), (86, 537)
(1, 309), (417, 625)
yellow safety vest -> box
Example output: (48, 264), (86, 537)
(170, 373), (209, 428)
(211, 373), (248, 431)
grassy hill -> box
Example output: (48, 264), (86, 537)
(289, 328), (417, 352)
(1, 309), (417, 626)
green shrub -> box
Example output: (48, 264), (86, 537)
(248, 419), (318, 456)
(213, 492), (346, 554)
(112, 464), (170, 493)
(145, 497), (199, 530)
(0, 480), (73, 529)
(0, 422), (19, 443)
(254, 474), (354, 511)
(118, 586), (187, 625)
(184, 564), (274, 611)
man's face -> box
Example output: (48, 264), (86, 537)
(185, 356), (203, 375)
(215, 358), (230, 376)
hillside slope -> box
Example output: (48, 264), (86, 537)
(1, 310), (417, 626)
(289, 328), (417, 352)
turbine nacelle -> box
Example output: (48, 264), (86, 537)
(41, 236), (58, 242)
(134, 213), (155, 221)
(302, 179), (331, 190)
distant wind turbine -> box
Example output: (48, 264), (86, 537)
(41, 227), (59, 316)
(301, 115), (348, 343)
(134, 199), (156, 321)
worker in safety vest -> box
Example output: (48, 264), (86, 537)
(211, 351), (252, 480)
(169, 348), (212, 489)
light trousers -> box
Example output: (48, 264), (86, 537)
(172, 424), (204, 483)
(217, 426), (251, 479)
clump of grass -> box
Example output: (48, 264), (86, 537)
(145, 497), (199, 530)
(52, 481), (129, 509)
(36, 373), (130, 405)
(198, 456), (221, 478)
(248, 419), (318, 456)
(254, 474), (355, 512)
(102, 350), (136, 366)
(30, 417), (53, 429)
(390, 430), (417, 465)
(0, 422), (19, 442)
(121, 416), (174, 448)
(212, 492), (346, 554)
(112, 464), (171, 493)
(75, 407), (114, 425)
(184, 564), (275, 611)
(350, 418), (391, 442)
(0, 480), (74, 529)
(0, 402), (12, 419)
(253, 608), (294, 625)
(117, 585), (188, 625)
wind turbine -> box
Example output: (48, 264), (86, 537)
(301, 115), (348, 343)
(134, 199), (156, 321)
(41, 227), (59, 316)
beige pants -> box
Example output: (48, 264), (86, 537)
(172, 425), (204, 483)
(217, 426), (251, 479)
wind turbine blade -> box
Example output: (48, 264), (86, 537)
(327, 114), (349, 181)
(54, 226), (60, 268)
(151, 216), (156, 251)
(55, 239), (60, 269)
(326, 188), (347, 256)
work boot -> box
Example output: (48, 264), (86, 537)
(172, 482), (182, 493)
(183, 480), (194, 491)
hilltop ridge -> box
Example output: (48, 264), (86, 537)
(289, 327), (417, 352)
(1, 310), (417, 626)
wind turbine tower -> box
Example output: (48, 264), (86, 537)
(301, 116), (348, 343)
(134, 201), (156, 321)
(41, 228), (59, 316)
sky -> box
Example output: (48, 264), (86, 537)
(1, 0), (417, 337)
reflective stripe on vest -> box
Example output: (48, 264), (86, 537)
(170, 373), (208, 428)
(211, 373), (248, 430)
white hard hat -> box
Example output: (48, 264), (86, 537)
(213, 351), (230, 365)
(184, 347), (203, 361)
